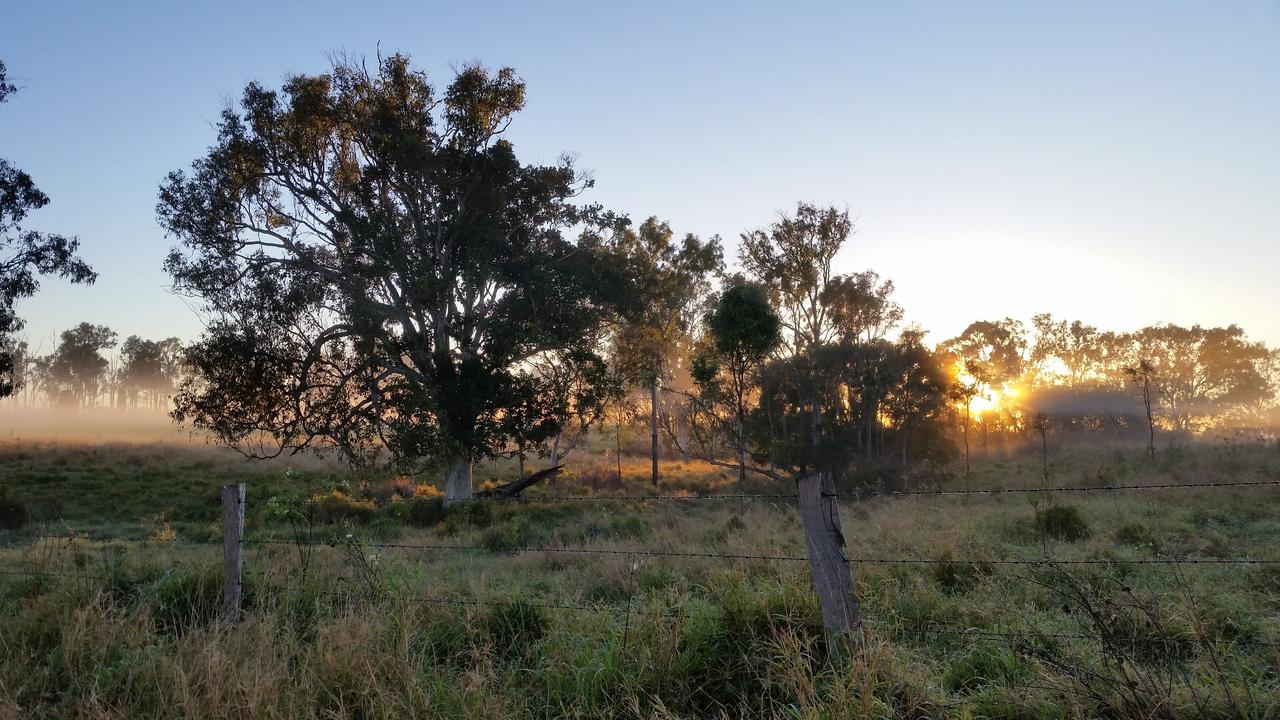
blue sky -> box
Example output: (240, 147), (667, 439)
(2, 1), (1278, 354)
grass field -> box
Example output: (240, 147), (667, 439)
(1, 435), (1279, 718)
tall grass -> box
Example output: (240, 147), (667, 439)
(2, 440), (1279, 717)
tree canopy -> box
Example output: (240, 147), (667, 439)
(46, 322), (117, 408)
(159, 54), (631, 502)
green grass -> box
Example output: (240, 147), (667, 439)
(2, 437), (1279, 718)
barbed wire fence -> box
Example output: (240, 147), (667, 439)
(3, 476), (1279, 707)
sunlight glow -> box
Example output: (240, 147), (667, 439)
(954, 364), (1022, 420)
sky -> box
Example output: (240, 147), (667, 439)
(1, 1), (1278, 356)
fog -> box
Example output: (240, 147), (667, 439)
(0, 407), (203, 444)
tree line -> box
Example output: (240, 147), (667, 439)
(2, 54), (1277, 504)
(2, 328), (187, 410)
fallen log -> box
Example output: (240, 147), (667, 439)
(475, 465), (564, 499)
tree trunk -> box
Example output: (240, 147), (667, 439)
(444, 456), (472, 507)
(737, 439), (748, 487)
(796, 471), (861, 650)
(650, 378), (659, 487)
(551, 429), (563, 469)
(811, 398), (821, 449)
(1041, 430), (1049, 482)
(1144, 389), (1156, 460)
(616, 421), (623, 482)
(677, 411), (690, 462)
(735, 408), (748, 487)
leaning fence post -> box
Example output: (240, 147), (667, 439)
(796, 471), (861, 651)
(220, 483), (245, 622)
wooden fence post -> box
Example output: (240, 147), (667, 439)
(221, 483), (245, 622)
(796, 471), (861, 650)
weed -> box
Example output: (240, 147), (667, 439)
(943, 642), (1029, 693)
(1037, 504), (1091, 542)
(485, 598), (546, 654)
(147, 564), (223, 635)
(1114, 521), (1160, 553)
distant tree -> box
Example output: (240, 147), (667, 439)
(531, 344), (623, 470)
(939, 318), (1027, 390)
(0, 337), (26, 401)
(939, 318), (1028, 436)
(740, 203), (851, 358)
(1031, 411), (1050, 482)
(737, 205), (947, 466)
(1123, 359), (1160, 460)
(822, 270), (903, 344)
(691, 277), (781, 484)
(611, 217), (722, 486)
(1029, 314), (1101, 388)
(118, 335), (184, 409)
(23, 352), (52, 407)
(947, 360), (989, 477)
(740, 203), (854, 449)
(159, 54), (630, 504)
(1246, 348), (1280, 426)
(880, 328), (953, 464)
(823, 270), (904, 456)
(47, 323), (116, 408)
(0, 60), (97, 396)
(1132, 324), (1270, 431)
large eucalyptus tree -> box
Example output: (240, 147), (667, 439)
(159, 54), (629, 503)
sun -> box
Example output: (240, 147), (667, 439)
(954, 363), (1020, 419)
(970, 384), (1019, 418)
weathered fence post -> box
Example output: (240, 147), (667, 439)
(221, 483), (245, 622)
(796, 471), (861, 650)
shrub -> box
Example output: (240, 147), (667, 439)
(638, 563), (677, 593)
(413, 483), (444, 499)
(307, 490), (376, 524)
(1036, 504), (1090, 541)
(480, 519), (543, 554)
(363, 515), (404, 541)
(401, 497), (447, 528)
(439, 499), (497, 534)
(0, 487), (31, 529)
(1114, 521), (1160, 552)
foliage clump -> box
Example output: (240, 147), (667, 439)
(1036, 504), (1091, 542)
(484, 598), (546, 653)
(307, 491), (376, 525)
(1114, 521), (1160, 552)
(0, 486), (30, 529)
(943, 643), (1030, 694)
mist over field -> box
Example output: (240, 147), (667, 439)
(0, 407), (195, 443)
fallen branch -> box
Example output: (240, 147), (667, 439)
(476, 465), (564, 499)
